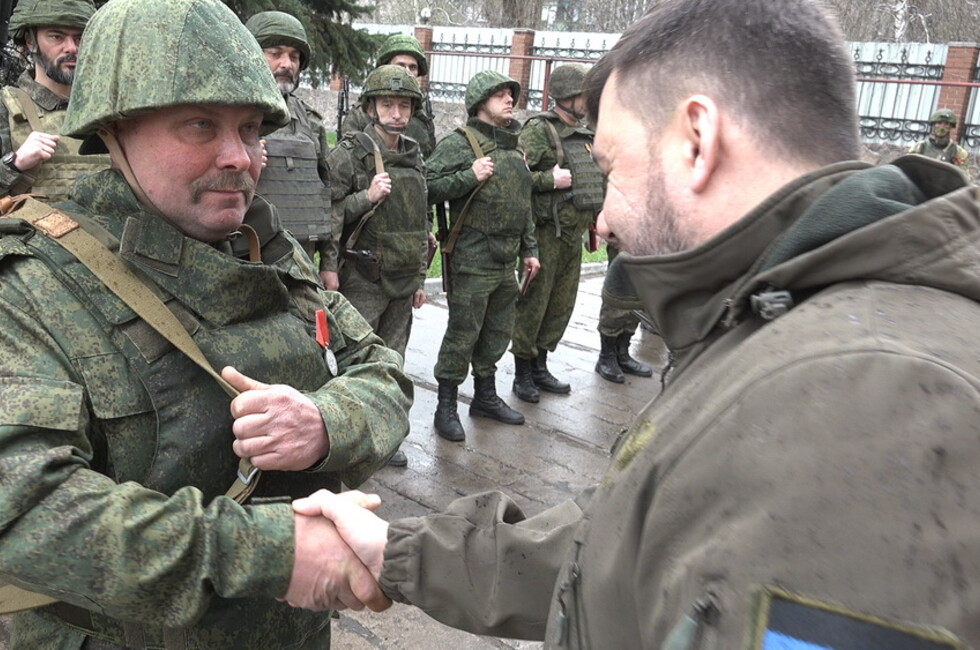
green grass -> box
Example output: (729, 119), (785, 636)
(427, 241), (608, 278)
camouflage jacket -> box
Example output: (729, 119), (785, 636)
(0, 170), (412, 649)
(342, 102), (436, 159)
(519, 113), (597, 245)
(907, 136), (970, 172)
(426, 117), (537, 275)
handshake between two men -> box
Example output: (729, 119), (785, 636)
(285, 490), (393, 612)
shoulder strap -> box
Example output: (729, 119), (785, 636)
(443, 127), (489, 254)
(344, 133), (387, 250)
(539, 116), (565, 167)
(9, 87), (43, 133)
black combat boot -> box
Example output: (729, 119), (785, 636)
(512, 354), (540, 403)
(434, 380), (465, 441)
(616, 332), (653, 377)
(531, 348), (570, 394)
(470, 374), (525, 425)
(595, 334), (625, 383)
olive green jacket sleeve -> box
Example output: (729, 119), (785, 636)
(321, 139), (375, 273)
(519, 118), (559, 194)
(0, 259), (294, 626)
(380, 488), (594, 640)
(425, 131), (481, 205)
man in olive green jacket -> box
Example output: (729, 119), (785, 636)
(0, 1), (409, 648)
(297, 1), (980, 648)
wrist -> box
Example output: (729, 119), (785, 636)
(2, 151), (19, 172)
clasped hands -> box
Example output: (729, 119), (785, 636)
(285, 489), (392, 612)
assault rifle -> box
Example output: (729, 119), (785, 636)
(336, 75), (350, 138)
(434, 201), (451, 294)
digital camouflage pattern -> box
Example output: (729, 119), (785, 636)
(360, 64), (423, 106)
(325, 127), (428, 356)
(464, 69), (521, 117)
(0, 71), (109, 200)
(376, 33), (429, 77)
(427, 115), (536, 383)
(245, 10), (312, 70)
(61, 0), (289, 150)
(548, 63), (587, 100)
(8, 0), (95, 41)
(0, 169), (411, 649)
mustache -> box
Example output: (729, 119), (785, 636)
(56, 54), (77, 65)
(191, 172), (255, 202)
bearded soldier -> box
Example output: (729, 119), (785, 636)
(511, 63), (605, 402)
(341, 33), (436, 158)
(0, 0), (109, 201)
(245, 11), (332, 272)
(323, 65), (429, 467)
(0, 0), (410, 647)
(908, 108), (970, 173)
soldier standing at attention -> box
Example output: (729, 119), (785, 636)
(428, 70), (539, 442)
(908, 108), (970, 173)
(245, 11), (332, 273)
(0, 0), (108, 202)
(323, 65), (429, 467)
(342, 34), (437, 159)
(511, 63), (605, 403)
(0, 0), (410, 647)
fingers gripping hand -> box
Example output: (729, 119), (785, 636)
(471, 156), (494, 182)
(552, 164), (572, 190)
(15, 131), (60, 171)
(222, 366), (329, 471)
(366, 172), (392, 204)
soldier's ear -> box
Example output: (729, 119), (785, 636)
(680, 94), (720, 194)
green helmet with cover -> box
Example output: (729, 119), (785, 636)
(62, 0), (289, 154)
(377, 33), (428, 77)
(929, 108), (957, 126)
(465, 70), (521, 117)
(8, 0), (96, 43)
(245, 10), (312, 71)
(360, 64), (423, 111)
(549, 63), (588, 100)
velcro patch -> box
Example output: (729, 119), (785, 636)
(745, 586), (964, 650)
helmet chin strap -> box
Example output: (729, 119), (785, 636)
(372, 117), (406, 135)
(97, 127), (165, 216)
(555, 101), (585, 122)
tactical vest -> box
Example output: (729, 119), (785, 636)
(532, 111), (604, 213)
(256, 94), (330, 243)
(1, 86), (109, 202)
(909, 138), (969, 166)
(345, 132), (428, 298)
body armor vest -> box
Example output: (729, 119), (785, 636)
(2, 86), (109, 202)
(346, 132), (428, 298)
(256, 94), (330, 243)
(533, 111), (605, 213)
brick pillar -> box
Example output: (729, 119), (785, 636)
(937, 42), (979, 141)
(508, 29), (535, 109)
(414, 25), (434, 93)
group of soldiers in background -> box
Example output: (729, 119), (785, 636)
(0, 0), (656, 470)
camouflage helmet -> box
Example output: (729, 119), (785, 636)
(62, 0), (288, 154)
(8, 0), (96, 44)
(549, 63), (588, 100)
(465, 70), (521, 117)
(929, 108), (957, 126)
(360, 64), (423, 110)
(377, 33), (428, 77)
(245, 11), (311, 71)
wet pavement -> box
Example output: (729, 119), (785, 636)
(0, 267), (667, 650)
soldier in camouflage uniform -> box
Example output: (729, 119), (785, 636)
(323, 65), (429, 467)
(341, 34), (437, 158)
(428, 70), (539, 442)
(511, 64), (604, 403)
(0, 0), (411, 647)
(0, 0), (109, 202)
(908, 108), (970, 173)
(595, 243), (654, 383)
(245, 11), (332, 272)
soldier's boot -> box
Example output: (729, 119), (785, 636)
(470, 374), (525, 425)
(616, 332), (654, 377)
(434, 380), (466, 442)
(595, 335), (626, 383)
(387, 447), (408, 467)
(531, 348), (571, 394)
(512, 355), (540, 403)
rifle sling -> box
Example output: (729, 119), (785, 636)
(443, 127), (488, 255)
(343, 132), (387, 251)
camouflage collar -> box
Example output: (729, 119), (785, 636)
(17, 69), (69, 112)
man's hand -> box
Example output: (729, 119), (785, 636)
(366, 172), (392, 204)
(286, 509), (390, 612)
(320, 270), (340, 291)
(412, 288), (427, 309)
(222, 366), (329, 471)
(14, 131), (60, 171)
(522, 256), (541, 282)
(293, 490), (390, 589)
(471, 156), (494, 182)
(552, 164), (572, 190)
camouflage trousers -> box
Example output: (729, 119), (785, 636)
(434, 269), (518, 384)
(511, 224), (582, 358)
(339, 264), (413, 358)
(598, 244), (639, 338)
